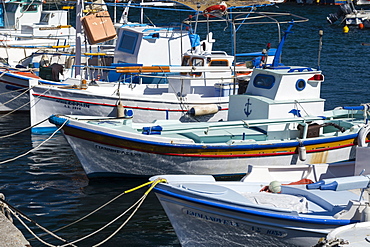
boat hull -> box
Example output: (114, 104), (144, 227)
(30, 85), (229, 133)
(153, 188), (346, 247)
(59, 122), (357, 178)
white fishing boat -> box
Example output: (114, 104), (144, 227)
(47, 22), (370, 178)
(27, 9), (306, 134)
(149, 153), (370, 247)
(0, 0), (78, 66)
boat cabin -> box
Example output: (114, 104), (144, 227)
(113, 23), (191, 66)
(228, 66), (325, 136)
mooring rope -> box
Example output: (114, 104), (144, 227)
(0, 178), (167, 246)
(0, 196), (74, 247)
(0, 86), (33, 107)
(0, 86), (51, 119)
(0, 118), (48, 139)
(0, 119), (67, 165)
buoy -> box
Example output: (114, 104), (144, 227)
(117, 100), (125, 117)
(359, 23), (364, 29)
(189, 104), (220, 116)
(343, 25), (349, 33)
(298, 142), (307, 161)
(268, 181), (281, 193)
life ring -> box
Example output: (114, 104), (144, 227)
(358, 124), (370, 147)
(203, 2), (227, 18)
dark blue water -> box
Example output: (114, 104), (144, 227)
(1, 3), (370, 246)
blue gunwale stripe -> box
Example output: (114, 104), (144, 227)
(153, 186), (356, 226)
(58, 119), (357, 152)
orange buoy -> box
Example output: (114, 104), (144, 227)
(359, 23), (364, 29)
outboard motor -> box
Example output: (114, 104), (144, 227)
(327, 3), (353, 24)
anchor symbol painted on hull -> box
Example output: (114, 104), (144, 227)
(244, 98), (252, 117)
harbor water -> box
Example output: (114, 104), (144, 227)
(1, 3), (370, 246)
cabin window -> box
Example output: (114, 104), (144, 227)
(295, 79), (306, 91)
(40, 13), (50, 24)
(118, 31), (138, 54)
(191, 58), (204, 67)
(6, 4), (18, 13)
(181, 56), (190, 66)
(209, 60), (228, 66)
(22, 4), (38, 12)
(253, 74), (275, 89)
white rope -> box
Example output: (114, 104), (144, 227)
(59, 194), (146, 247)
(0, 85), (34, 107)
(10, 210), (59, 247)
(0, 119), (68, 164)
(93, 194), (149, 247)
(0, 86), (51, 119)
(0, 118), (48, 139)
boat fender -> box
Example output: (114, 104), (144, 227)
(358, 124), (370, 147)
(298, 141), (306, 161)
(116, 100), (125, 117)
(189, 104), (220, 116)
(362, 204), (370, 222)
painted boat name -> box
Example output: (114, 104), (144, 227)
(56, 99), (90, 110)
(184, 208), (287, 237)
(94, 144), (141, 156)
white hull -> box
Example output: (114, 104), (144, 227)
(30, 83), (229, 132)
(63, 134), (356, 177)
(156, 193), (334, 246)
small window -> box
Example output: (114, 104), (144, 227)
(22, 4), (37, 12)
(118, 31), (138, 54)
(253, 74), (275, 89)
(181, 56), (190, 66)
(191, 58), (204, 67)
(295, 79), (306, 91)
(190, 58), (203, 77)
(209, 60), (228, 66)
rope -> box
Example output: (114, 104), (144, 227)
(92, 178), (166, 246)
(0, 118), (48, 139)
(0, 86), (34, 106)
(0, 197), (74, 247)
(1, 177), (167, 246)
(46, 180), (158, 235)
(0, 86), (51, 119)
(0, 119), (68, 164)
(55, 178), (166, 246)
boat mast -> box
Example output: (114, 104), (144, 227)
(75, 0), (83, 77)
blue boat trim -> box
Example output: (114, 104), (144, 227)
(49, 116), (358, 150)
(31, 126), (59, 135)
(153, 186), (357, 226)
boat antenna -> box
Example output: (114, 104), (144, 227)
(194, 3), (201, 34)
(317, 29), (323, 70)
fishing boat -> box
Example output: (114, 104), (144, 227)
(149, 155), (370, 247)
(326, 1), (370, 27)
(0, 0), (78, 66)
(0, 0), (201, 113)
(28, 8), (306, 134)
(47, 22), (370, 178)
